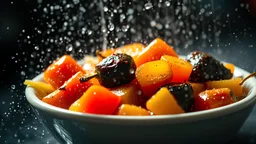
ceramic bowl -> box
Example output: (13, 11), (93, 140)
(25, 65), (256, 144)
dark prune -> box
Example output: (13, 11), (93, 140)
(80, 53), (136, 88)
(165, 83), (194, 112)
(186, 51), (233, 82)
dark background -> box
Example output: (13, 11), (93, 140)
(0, 0), (256, 143)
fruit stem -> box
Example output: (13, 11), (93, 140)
(80, 73), (98, 83)
(239, 72), (256, 85)
(96, 50), (106, 59)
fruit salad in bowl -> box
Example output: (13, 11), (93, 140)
(24, 38), (256, 144)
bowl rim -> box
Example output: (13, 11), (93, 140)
(25, 64), (256, 125)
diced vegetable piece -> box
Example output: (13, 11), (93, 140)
(116, 104), (150, 116)
(224, 63), (235, 74)
(189, 82), (206, 97)
(146, 87), (185, 115)
(161, 55), (193, 83)
(24, 80), (55, 99)
(165, 83), (194, 112)
(134, 38), (178, 67)
(186, 51), (233, 82)
(44, 55), (86, 89)
(69, 85), (121, 115)
(111, 79), (146, 107)
(42, 71), (93, 109)
(206, 77), (244, 97)
(194, 88), (236, 111)
(135, 60), (173, 97)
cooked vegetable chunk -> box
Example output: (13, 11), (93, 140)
(165, 83), (194, 112)
(42, 71), (93, 109)
(80, 53), (136, 88)
(24, 80), (55, 99)
(135, 60), (173, 97)
(135, 38), (178, 67)
(194, 88), (237, 111)
(44, 55), (86, 89)
(69, 85), (121, 115)
(189, 82), (206, 97)
(111, 79), (146, 107)
(224, 63), (235, 74)
(206, 77), (244, 97)
(146, 87), (185, 115)
(186, 51), (233, 82)
(161, 55), (193, 83)
(116, 104), (150, 116)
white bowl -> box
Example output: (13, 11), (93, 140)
(25, 65), (256, 144)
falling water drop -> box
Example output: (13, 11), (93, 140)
(165, 1), (170, 7)
(11, 85), (16, 90)
(66, 44), (73, 52)
(108, 23), (115, 31)
(34, 46), (39, 50)
(99, 0), (108, 51)
(145, 2), (153, 10)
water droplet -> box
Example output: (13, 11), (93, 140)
(101, 27), (107, 33)
(145, 2), (153, 10)
(87, 30), (92, 35)
(20, 71), (26, 76)
(122, 25), (129, 32)
(127, 8), (134, 14)
(120, 14), (126, 22)
(66, 44), (73, 52)
(192, 24), (197, 30)
(75, 41), (81, 47)
(103, 6), (108, 12)
(108, 23), (115, 31)
(137, 90), (142, 95)
(79, 6), (86, 12)
(11, 85), (16, 90)
(129, 69), (135, 74)
(165, 1), (170, 7)
(34, 46), (39, 50)
(73, 0), (80, 5)
(150, 20), (156, 27)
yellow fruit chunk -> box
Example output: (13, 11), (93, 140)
(224, 63), (235, 74)
(161, 55), (193, 83)
(189, 82), (206, 97)
(116, 104), (150, 116)
(111, 79), (145, 107)
(24, 80), (55, 99)
(146, 87), (185, 115)
(135, 60), (173, 97)
(206, 77), (244, 97)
